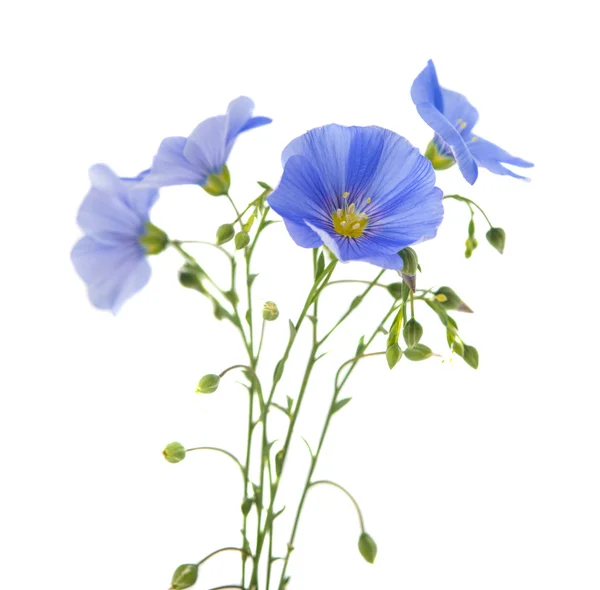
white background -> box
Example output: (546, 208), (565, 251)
(1, 1), (599, 589)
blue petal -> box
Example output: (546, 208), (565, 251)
(282, 218), (323, 248)
(184, 116), (228, 176)
(77, 167), (146, 242)
(268, 155), (334, 226)
(71, 237), (151, 313)
(415, 103), (478, 184)
(239, 116), (272, 134)
(411, 59), (444, 113)
(224, 96), (256, 143)
(440, 88), (479, 135)
(468, 135), (533, 169)
(143, 136), (207, 187)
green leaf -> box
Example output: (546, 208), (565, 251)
(275, 449), (285, 478)
(387, 306), (404, 348)
(288, 319), (297, 341)
(273, 360), (285, 386)
(358, 532), (377, 564)
(355, 335), (366, 356)
(331, 397), (352, 414)
(257, 180), (272, 190)
(315, 251), (325, 280)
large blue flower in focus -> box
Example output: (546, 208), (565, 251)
(267, 125), (444, 270)
(142, 96), (271, 193)
(411, 60), (533, 184)
(71, 164), (163, 313)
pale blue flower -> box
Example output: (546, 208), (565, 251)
(268, 124), (443, 270)
(411, 60), (533, 184)
(71, 164), (162, 313)
(142, 96), (271, 192)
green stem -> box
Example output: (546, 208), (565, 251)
(309, 480), (366, 531)
(444, 194), (494, 228)
(197, 547), (252, 567)
(184, 447), (245, 478)
(324, 279), (389, 291)
(318, 270), (386, 346)
(171, 239), (233, 261)
(278, 302), (398, 586)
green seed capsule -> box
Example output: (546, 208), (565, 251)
(163, 442), (186, 464)
(358, 532), (378, 564)
(196, 374), (220, 394)
(403, 318), (424, 347)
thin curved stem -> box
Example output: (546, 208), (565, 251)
(318, 270), (386, 346)
(184, 447), (245, 478)
(208, 586), (245, 590)
(197, 546), (252, 567)
(309, 480), (365, 531)
(444, 194), (494, 228)
(171, 239), (233, 261)
(324, 279), (389, 291)
(278, 302), (398, 586)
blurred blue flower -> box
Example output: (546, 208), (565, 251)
(142, 96), (271, 194)
(267, 124), (443, 270)
(72, 164), (164, 313)
(411, 60), (533, 184)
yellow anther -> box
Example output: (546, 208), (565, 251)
(471, 136), (478, 142)
(332, 199), (369, 239)
(366, 197), (372, 204)
(435, 293), (448, 302)
(460, 121), (467, 130)
(342, 191), (350, 199)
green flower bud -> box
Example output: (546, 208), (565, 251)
(425, 140), (455, 171)
(358, 532), (378, 564)
(386, 343), (402, 369)
(241, 498), (253, 516)
(234, 231), (251, 250)
(403, 318), (423, 347)
(404, 343), (433, 361)
(203, 165), (230, 196)
(196, 374), (220, 394)
(163, 442), (186, 464)
(486, 227), (506, 254)
(465, 235), (478, 259)
(399, 247), (418, 276)
(170, 563), (198, 590)
(138, 222), (169, 255)
(434, 287), (473, 313)
(216, 223), (235, 245)
(275, 448), (285, 477)
(262, 301), (279, 321)
(462, 345), (479, 369)
(178, 263), (206, 293)
(386, 282), (404, 299)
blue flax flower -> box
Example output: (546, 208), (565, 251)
(71, 164), (165, 313)
(142, 96), (271, 194)
(267, 124), (443, 270)
(411, 60), (533, 184)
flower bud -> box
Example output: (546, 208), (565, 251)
(196, 374), (220, 394)
(399, 247), (418, 276)
(403, 318), (423, 347)
(203, 165), (230, 196)
(358, 532), (378, 564)
(139, 222), (169, 255)
(178, 263), (206, 293)
(434, 287), (473, 313)
(263, 301), (279, 321)
(386, 343), (402, 369)
(404, 343), (433, 361)
(486, 227), (506, 254)
(163, 442), (186, 464)
(241, 498), (253, 516)
(235, 231), (251, 250)
(462, 345), (479, 369)
(465, 236), (478, 259)
(216, 223), (235, 245)
(170, 563), (198, 590)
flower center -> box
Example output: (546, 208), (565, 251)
(332, 194), (369, 238)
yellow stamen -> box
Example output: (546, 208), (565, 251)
(366, 197), (372, 204)
(342, 191), (350, 199)
(332, 193), (369, 238)
(471, 136), (478, 142)
(460, 121), (467, 130)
